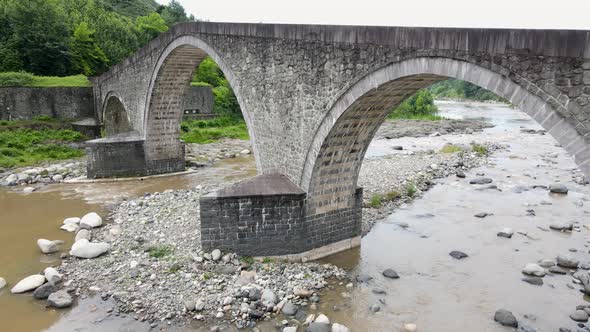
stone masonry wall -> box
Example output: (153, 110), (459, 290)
(0, 87), (94, 120)
(92, 23), (590, 184)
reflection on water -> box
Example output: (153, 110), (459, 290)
(0, 155), (256, 332)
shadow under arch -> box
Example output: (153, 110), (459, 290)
(301, 57), (589, 214)
(141, 35), (260, 172)
(102, 93), (134, 137)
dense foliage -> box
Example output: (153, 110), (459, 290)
(429, 79), (506, 102)
(0, 0), (192, 76)
(388, 90), (442, 120)
(180, 116), (249, 144)
(0, 72), (90, 87)
(192, 57), (241, 117)
(0, 118), (86, 168)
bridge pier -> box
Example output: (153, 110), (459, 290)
(86, 136), (185, 178)
(200, 173), (362, 260)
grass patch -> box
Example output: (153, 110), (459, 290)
(240, 256), (254, 265)
(262, 257), (273, 264)
(202, 272), (212, 280)
(369, 194), (383, 208)
(387, 113), (446, 121)
(180, 116), (249, 144)
(0, 72), (90, 87)
(471, 143), (488, 156)
(406, 182), (417, 198)
(0, 121), (86, 168)
(190, 81), (213, 87)
(148, 245), (173, 258)
(440, 144), (463, 154)
(385, 190), (401, 201)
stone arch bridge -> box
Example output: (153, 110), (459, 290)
(88, 22), (590, 259)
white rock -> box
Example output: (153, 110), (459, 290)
(75, 229), (91, 242)
(223, 296), (233, 305)
(522, 263), (546, 277)
(23, 187), (36, 193)
(404, 323), (418, 332)
(130, 260), (139, 269)
(70, 239), (109, 259)
(332, 323), (351, 332)
(11, 274), (46, 293)
(80, 212), (102, 228)
(195, 299), (205, 311)
(211, 249), (222, 261)
(0, 277), (6, 290)
(60, 223), (78, 232)
(240, 149), (251, 154)
(51, 174), (63, 182)
(63, 217), (80, 225)
(44, 267), (62, 283)
(109, 225), (122, 236)
(315, 314), (330, 324)
(37, 239), (60, 254)
(4, 174), (18, 185)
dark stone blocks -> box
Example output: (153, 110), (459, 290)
(200, 174), (362, 256)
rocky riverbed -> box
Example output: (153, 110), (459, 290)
(43, 120), (496, 331)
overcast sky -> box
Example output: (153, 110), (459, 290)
(157, 0), (590, 30)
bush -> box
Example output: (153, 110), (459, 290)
(388, 90), (442, 120)
(149, 245), (173, 258)
(180, 116), (249, 144)
(406, 183), (417, 198)
(471, 143), (488, 156)
(0, 72), (35, 87)
(369, 194), (383, 208)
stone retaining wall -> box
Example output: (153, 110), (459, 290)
(0, 87), (94, 120)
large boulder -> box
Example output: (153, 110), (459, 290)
(79, 212), (102, 228)
(70, 239), (109, 259)
(47, 290), (73, 308)
(37, 239), (61, 254)
(11, 274), (46, 293)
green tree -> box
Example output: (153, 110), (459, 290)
(158, 0), (190, 26)
(70, 22), (109, 75)
(8, 0), (71, 76)
(134, 12), (168, 46)
(392, 90), (437, 117)
(193, 57), (224, 87)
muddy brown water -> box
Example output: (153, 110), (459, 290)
(0, 157), (256, 332)
(1, 102), (589, 331)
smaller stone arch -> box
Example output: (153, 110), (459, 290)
(102, 94), (133, 137)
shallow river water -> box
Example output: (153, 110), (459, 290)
(1, 101), (589, 331)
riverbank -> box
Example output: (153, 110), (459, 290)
(47, 120), (497, 330)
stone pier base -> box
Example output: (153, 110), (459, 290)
(199, 173), (362, 259)
(86, 136), (185, 178)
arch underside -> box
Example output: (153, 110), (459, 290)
(307, 74), (446, 214)
(306, 57), (590, 215)
(144, 45), (208, 161)
(103, 96), (133, 137)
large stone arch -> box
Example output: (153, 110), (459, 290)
(102, 93), (133, 137)
(142, 35), (260, 171)
(302, 57), (589, 214)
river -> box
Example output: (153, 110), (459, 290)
(0, 101), (588, 331)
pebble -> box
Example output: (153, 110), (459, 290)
(449, 251), (468, 259)
(497, 228), (514, 238)
(404, 323), (418, 332)
(44, 267), (62, 283)
(315, 314), (330, 324)
(33, 282), (57, 299)
(0, 277), (6, 290)
(69, 239), (109, 259)
(521, 276), (543, 286)
(522, 263), (546, 277)
(570, 310), (589, 322)
(307, 322), (331, 332)
(382, 269), (400, 279)
(494, 309), (518, 328)
(549, 266), (568, 274)
(75, 229), (91, 242)
(469, 177), (493, 185)
(37, 239), (61, 254)
(79, 212), (102, 228)
(23, 186), (35, 193)
(369, 304), (381, 312)
(47, 290), (73, 308)
(11, 274), (46, 293)
(549, 184), (568, 194)
(331, 323), (351, 332)
(557, 255), (580, 268)
(474, 212), (490, 218)
(550, 222), (574, 231)
(211, 249), (222, 261)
